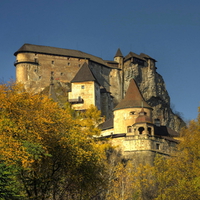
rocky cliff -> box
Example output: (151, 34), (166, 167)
(123, 63), (185, 132)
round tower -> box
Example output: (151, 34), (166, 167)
(113, 79), (153, 134)
(114, 48), (123, 69)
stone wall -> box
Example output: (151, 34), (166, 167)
(15, 52), (86, 92)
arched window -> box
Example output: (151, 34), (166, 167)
(138, 127), (144, 134)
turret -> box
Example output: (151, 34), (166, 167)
(114, 48), (123, 69)
(113, 79), (152, 134)
(131, 107), (155, 136)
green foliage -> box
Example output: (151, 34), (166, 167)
(0, 161), (23, 200)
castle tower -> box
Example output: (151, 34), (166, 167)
(113, 79), (152, 134)
(130, 107), (154, 136)
(114, 48), (123, 69)
(68, 63), (101, 111)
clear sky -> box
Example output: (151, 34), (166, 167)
(0, 0), (200, 121)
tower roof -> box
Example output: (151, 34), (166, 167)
(135, 108), (153, 124)
(114, 79), (152, 110)
(71, 62), (99, 84)
(114, 48), (123, 58)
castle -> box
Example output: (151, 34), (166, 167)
(14, 44), (181, 164)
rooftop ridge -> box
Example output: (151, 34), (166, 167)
(14, 43), (109, 67)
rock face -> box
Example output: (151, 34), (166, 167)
(122, 63), (185, 132)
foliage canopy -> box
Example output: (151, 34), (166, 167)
(0, 83), (109, 199)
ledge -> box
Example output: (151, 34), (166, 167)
(14, 61), (39, 66)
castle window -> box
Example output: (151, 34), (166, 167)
(130, 111), (135, 115)
(79, 64), (81, 67)
(138, 127), (144, 134)
(81, 85), (84, 89)
(148, 127), (152, 135)
(68, 62), (70, 66)
(52, 61), (54, 64)
(127, 126), (132, 133)
(156, 143), (160, 150)
(60, 72), (63, 76)
(34, 58), (38, 63)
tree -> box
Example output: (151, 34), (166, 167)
(153, 107), (200, 200)
(0, 83), (109, 200)
(0, 160), (24, 200)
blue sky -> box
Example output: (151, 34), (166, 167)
(0, 0), (200, 121)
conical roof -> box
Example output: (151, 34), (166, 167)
(71, 62), (98, 83)
(114, 48), (123, 58)
(114, 79), (152, 110)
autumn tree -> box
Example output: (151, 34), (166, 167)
(152, 108), (200, 200)
(0, 83), (109, 200)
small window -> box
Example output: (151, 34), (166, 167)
(60, 72), (63, 76)
(81, 85), (84, 89)
(52, 61), (54, 64)
(34, 58), (37, 62)
(148, 127), (152, 135)
(127, 126), (132, 133)
(156, 143), (160, 150)
(130, 111), (135, 115)
(68, 62), (70, 66)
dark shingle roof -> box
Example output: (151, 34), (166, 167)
(99, 117), (114, 130)
(114, 48), (123, 57)
(71, 62), (99, 83)
(154, 126), (180, 137)
(14, 43), (108, 67)
(124, 52), (146, 62)
(114, 79), (152, 110)
(140, 53), (157, 62)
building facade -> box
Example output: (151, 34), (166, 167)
(14, 44), (180, 164)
